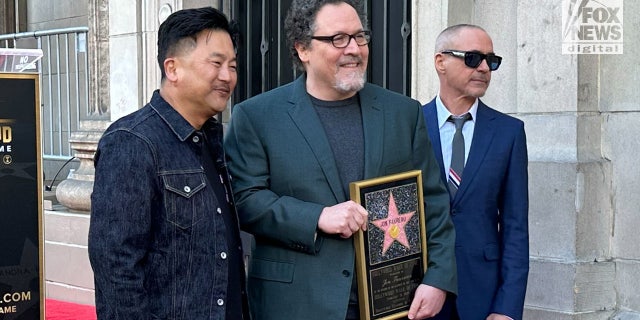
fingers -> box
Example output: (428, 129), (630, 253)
(338, 201), (368, 238)
(408, 303), (436, 320)
(407, 285), (446, 319)
(350, 201), (368, 231)
(317, 201), (368, 237)
(407, 297), (421, 319)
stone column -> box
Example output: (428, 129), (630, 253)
(411, 0), (445, 102)
(54, 0), (179, 211)
(600, 0), (640, 313)
(516, 2), (616, 319)
(108, 0), (144, 119)
(55, 121), (107, 212)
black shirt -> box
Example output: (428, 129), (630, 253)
(311, 94), (364, 319)
(202, 125), (245, 319)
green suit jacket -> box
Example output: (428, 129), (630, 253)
(224, 76), (456, 320)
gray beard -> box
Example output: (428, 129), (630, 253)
(334, 71), (365, 93)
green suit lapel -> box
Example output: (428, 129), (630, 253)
(286, 76), (346, 203)
(359, 84), (384, 179)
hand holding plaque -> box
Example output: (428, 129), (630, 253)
(349, 170), (428, 320)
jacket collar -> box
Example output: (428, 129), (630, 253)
(148, 90), (221, 142)
(285, 75), (384, 201)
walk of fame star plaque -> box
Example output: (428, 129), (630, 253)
(1, 72), (45, 319)
(349, 170), (427, 320)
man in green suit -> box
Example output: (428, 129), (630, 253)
(224, 1), (456, 319)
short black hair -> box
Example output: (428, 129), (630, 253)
(157, 7), (238, 80)
(284, 0), (367, 72)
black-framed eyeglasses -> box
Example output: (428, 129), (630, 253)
(441, 50), (502, 71)
(311, 31), (371, 48)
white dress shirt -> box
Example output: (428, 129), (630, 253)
(435, 95), (478, 178)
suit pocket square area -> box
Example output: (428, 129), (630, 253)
(249, 258), (295, 283)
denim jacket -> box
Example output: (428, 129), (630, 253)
(89, 90), (245, 319)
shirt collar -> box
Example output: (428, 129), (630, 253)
(148, 90), (221, 141)
(435, 95), (478, 129)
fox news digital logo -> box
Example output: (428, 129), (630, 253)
(562, 0), (623, 54)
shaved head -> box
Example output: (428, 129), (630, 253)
(435, 24), (487, 53)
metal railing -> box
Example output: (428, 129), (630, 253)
(0, 27), (89, 160)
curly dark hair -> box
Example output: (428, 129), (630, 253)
(284, 0), (367, 72)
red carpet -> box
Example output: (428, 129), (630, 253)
(46, 299), (97, 320)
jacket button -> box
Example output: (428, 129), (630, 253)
(342, 270), (350, 277)
(183, 186), (191, 193)
(216, 207), (222, 214)
(192, 136), (200, 143)
(217, 299), (224, 306)
(220, 252), (227, 259)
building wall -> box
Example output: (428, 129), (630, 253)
(601, 4), (640, 315)
(7, 0), (639, 316)
(25, 0), (87, 30)
(415, 0), (639, 318)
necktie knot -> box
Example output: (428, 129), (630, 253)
(447, 113), (472, 130)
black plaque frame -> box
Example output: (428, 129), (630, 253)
(349, 170), (427, 320)
(0, 72), (44, 319)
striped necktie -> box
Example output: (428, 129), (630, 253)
(448, 113), (472, 198)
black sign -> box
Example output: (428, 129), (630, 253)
(0, 73), (43, 319)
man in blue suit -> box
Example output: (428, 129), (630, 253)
(423, 24), (529, 320)
(225, 1), (457, 319)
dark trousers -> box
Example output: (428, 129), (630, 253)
(428, 293), (459, 320)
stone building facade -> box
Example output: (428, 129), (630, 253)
(3, 0), (638, 318)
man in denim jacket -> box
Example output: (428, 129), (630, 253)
(88, 7), (248, 319)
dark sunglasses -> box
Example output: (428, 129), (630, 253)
(441, 50), (502, 71)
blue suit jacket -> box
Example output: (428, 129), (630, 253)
(224, 77), (457, 320)
(423, 98), (529, 320)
